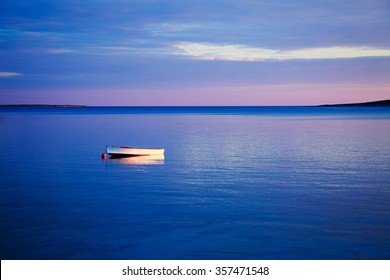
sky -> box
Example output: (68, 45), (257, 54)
(0, 0), (389, 105)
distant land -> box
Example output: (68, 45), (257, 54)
(0, 100), (389, 107)
(320, 99), (390, 107)
(0, 104), (87, 107)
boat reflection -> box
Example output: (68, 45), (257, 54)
(109, 154), (165, 165)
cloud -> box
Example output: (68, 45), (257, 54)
(46, 49), (75, 54)
(145, 22), (205, 36)
(174, 42), (390, 61)
(0, 72), (22, 77)
(86, 44), (174, 57)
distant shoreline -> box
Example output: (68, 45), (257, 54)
(319, 99), (390, 107)
(0, 100), (389, 107)
(0, 104), (87, 107)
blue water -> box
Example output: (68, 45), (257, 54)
(0, 106), (389, 260)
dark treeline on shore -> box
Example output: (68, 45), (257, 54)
(320, 99), (390, 107)
(0, 104), (87, 107)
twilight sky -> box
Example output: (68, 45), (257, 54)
(1, 0), (389, 105)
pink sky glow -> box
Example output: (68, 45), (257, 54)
(3, 84), (389, 106)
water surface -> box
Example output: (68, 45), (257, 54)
(0, 106), (389, 259)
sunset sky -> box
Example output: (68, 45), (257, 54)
(1, 0), (389, 105)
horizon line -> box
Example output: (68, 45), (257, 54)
(1, 99), (389, 108)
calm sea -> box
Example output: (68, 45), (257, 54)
(0, 106), (389, 260)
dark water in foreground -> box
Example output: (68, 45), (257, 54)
(0, 106), (389, 260)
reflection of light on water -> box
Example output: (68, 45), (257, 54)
(109, 154), (165, 165)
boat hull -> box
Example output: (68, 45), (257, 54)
(112, 154), (164, 165)
(106, 146), (165, 158)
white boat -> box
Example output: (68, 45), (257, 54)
(106, 146), (165, 158)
